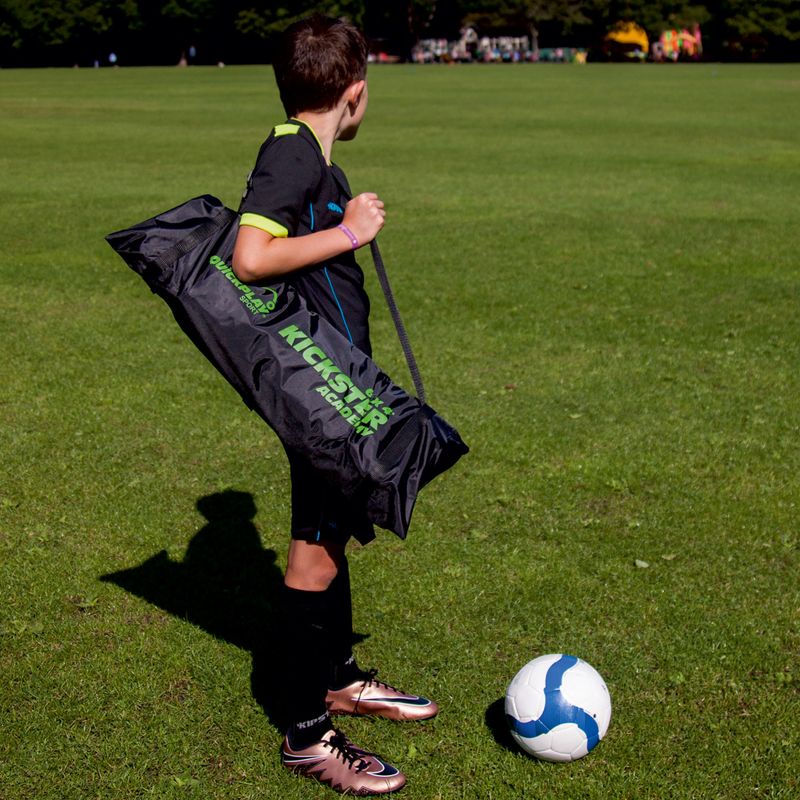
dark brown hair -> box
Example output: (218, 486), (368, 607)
(273, 15), (368, 117)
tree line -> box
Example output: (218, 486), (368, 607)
(1, 0), (797, 67)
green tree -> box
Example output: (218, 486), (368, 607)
(2, 0), (798, 64)
(587, 0), (710, 35)
(720, 0), (800, 44)
(0, 0), (140, 64)
(234, 0), (367, 40)
(156, 0), (213, 60)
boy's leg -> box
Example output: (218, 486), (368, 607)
(315, 514), (439, 722)
(283, 447), (373, 700)
(282, 538), (343, 747)
(280, 537), (406, 795)
(326, 554), (366, 689)
(279, 451), (424, 792)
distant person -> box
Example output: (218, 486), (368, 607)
(231, 14), (437, 796)
(108, 51), (117, 66)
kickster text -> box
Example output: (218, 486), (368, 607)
(278, 324), (393, 437)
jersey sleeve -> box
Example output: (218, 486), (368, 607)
(239, 129), (321, 238)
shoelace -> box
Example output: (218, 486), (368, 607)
(361, 668), (398, 693)
(324, 731), (368, 773)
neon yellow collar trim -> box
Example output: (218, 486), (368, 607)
(291, 118), (328, 164)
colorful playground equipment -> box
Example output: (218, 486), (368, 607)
(654, 25), (703, 60)
(604, 21), (649, 59)
(604, 21), (703, 62)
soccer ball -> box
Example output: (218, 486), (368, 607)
(505, 653), (611, 762)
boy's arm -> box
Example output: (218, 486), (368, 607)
(232, 192), (385, 282)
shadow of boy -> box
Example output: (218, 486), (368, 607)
(101, 489), (291, 729)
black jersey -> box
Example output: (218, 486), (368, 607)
(239, 120), (371, 354)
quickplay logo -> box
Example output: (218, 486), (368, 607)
(209, 255), (277, 316)
(278, 324), (394, 437)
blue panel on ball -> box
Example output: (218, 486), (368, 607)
(507, 655), (600, 751)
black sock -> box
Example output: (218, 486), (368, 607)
(288, 711), (333, 750)
(327, 557), (366, 689)
(330, 653), (367, 690)
(281, 584), (334, 746)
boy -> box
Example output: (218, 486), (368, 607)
(232, 14), (437, 796)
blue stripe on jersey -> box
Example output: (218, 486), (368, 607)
(324, 267), (354, 344)
(310, 202), (354, 344)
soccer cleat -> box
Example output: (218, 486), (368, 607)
(326, 669), (439, 721)
(281, 727), (406, 795)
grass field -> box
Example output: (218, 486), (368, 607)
(1, 62), (799, 799)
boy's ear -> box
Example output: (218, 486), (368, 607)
(347, 79), (366, 110)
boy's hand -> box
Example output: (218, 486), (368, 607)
(342, 193), (385, 246)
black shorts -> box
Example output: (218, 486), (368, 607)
(286, 449), (376, 546)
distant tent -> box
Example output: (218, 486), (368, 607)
(605, 21), (649, 58)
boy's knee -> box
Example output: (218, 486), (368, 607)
(285, 539), (344, 591)
(302, 560), (339, 591)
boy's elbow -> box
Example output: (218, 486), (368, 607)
(232, 245), (271, 282)
(231, 254), (257, 283)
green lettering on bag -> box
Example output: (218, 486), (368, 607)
(276, 323), (392, 436)
(210, 254), (277, 317)
(303, 346), (327, 365)
(278, 324), (307, 346)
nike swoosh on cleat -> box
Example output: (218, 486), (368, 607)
(367, 759), (401, 777)
(361, 696), (432, 706)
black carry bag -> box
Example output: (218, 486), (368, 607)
(105, 195), (467, 538)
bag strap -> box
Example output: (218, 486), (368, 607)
(369, 239), (426, 404)
(153, 206), (236, 272)
(326, 163), (426, 399)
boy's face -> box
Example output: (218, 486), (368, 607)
(338, 80), (368, 141)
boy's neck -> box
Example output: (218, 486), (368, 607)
(294, 106), (347, 164)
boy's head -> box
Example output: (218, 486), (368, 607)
(273, 15), (368, 117)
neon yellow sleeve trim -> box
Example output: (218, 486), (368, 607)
(240, 213), (289, 238)
(274, 123), (301, 137)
